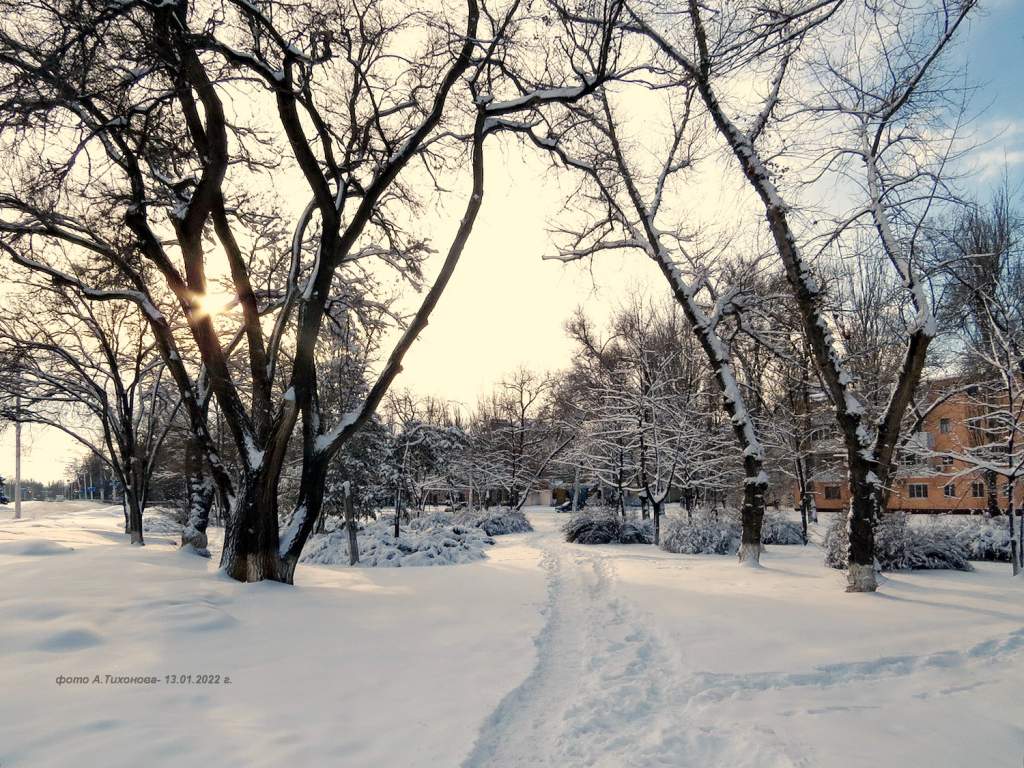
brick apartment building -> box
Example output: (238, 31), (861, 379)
(800, 383), (1024, 514)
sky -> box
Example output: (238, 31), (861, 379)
(1, 2), (1022, 485)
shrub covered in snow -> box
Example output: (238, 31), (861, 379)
(660, 508), (740, 555)
(142, 507), (183, 535)
(455, 507), (534, 536)
(562, 507), (654, 545)
(761, 510), (805, 545)
(301, 513), (495, 568)
(823, 513), (973, 571)
(658, 508), (803, 555)
(935, 517), (1015, 562)
(619, 518), (655, 544)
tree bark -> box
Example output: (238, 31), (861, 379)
(847, 456), (880, 591)
(344, 487), (359, 566)
(124, 490), (144, 546)
(652, 498), (662, 546)
(221, 468), (285, 582)
(181, 433), (213, 555)
(737, 466), (767, 566)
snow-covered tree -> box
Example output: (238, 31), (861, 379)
(0, 0), (625, 582)
(468, 369), (570, 511)
(932, 191), (1024, 573)
(499, 75), (779, 562)
(0, 287), (175, 544)
(618, 0), (975, 590)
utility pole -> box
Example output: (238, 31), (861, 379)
(14, 381), (21, 520)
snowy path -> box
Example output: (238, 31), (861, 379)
(463, 534), (669, 766)
(463, 512), (1024, 768)
(463, 517), (804, 768)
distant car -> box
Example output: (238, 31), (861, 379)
(0, 494), (8, 505)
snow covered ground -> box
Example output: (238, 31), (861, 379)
(1, 504), (1022, 767)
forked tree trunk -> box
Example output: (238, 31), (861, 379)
(278, 455), (329, 583)
(221, 469), (285, 582)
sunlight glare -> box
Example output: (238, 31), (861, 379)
(194, 288), (236, 317)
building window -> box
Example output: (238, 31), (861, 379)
(942, 456), (955, 472)
(944, 484), (956, 498)
(909, 483), (929, 499)
(939, 418), (951, 434)
(971, 481), (985, 498)
(901, 452), (918, 466)
(824, 485), (841, 500)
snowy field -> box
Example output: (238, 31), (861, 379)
(1, 503), (1022, 767)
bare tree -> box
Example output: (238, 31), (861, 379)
(0, 0), (623, 582)
(0, 286), (176, 543)
(468, 369), (571, 510)
(509, 77), (780, 562)
(935, 191), (1024, 572)
(622, 0), (975, 589)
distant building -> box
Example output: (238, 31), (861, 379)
(798, 381), (1024, 514)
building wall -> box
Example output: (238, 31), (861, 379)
(801, 390), (1024, 513)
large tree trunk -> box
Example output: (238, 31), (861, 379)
(221, 468), (285, 582)
(124, 489), (144, 546)
(846, 456), (879, 591)
(737, 462), (767, 566)
(181, 434), (214, 555)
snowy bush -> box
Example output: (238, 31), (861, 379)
(619, 518), (655, 544)
(935, 517), (1014, 562)
(563, 507), (654, 545)
(658, 508), (803, 555)
(823, 513), (973, 572)
(455, 507), (534, 536)
(760, 510), (805, 545)
(142, 507), (183, 535)
(301, 513), (494, 568)
(659, 508), (740, 555)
